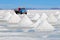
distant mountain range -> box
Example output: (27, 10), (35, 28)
(0, 8), (60, 10)
(26, 8), (60, 10)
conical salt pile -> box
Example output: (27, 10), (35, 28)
(47, 13), (57, 23)
(57, 14), (60, 20)
(9, 10), (16, 15)
(4, 11), (12, 21)
(40, 13), (48, 21)
(0, 10), (12, 20)
(0, 10), (12, 26)
(32, 17), (41, 28)
(37, 20), (55, 31)
(8, 14), (21, 24)
(19, 14), (33, 27)
(0, 10), (6, 13)
(0, 10), (6, 19)
(57, 14), (60, 24)
(32, 13), (48, 29)
(55, 11), (60, 16)
(34, 13), (55, 31)
(31, 14), (40, 21)
(27, 13), (35, 19)
(27, 10), (30, 15)
(7, 13), (21, 29)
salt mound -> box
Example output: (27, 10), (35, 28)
(0, 10), (5, 13)
(57, 14), (60, 20)
(0, 10), (12, 20)
(0, 10), (12, 26)
(4, 12), (12, 21)
(47, 13), (57, 23)
(34, 13), (55, 31)
(37, 20), (55, 31)
(57, 14), (60, 24)
(27, 10), (30, 14)
(19, 14), (33, 27)
(55, 11), (60, 16)
(9, 10), (16, 15)
(32, 17), (41, 28)
(31, 14), (40, 21)
(32, 13), (48, 29)
(0, 11), (6, 19)
(27, 13), (35, 19)
(8, 14), (21, 24)
(40, 13), (48, 21)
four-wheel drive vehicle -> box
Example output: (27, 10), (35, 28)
(14, 8), (27, 14)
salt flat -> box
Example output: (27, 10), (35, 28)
(0, 10), (60, 40)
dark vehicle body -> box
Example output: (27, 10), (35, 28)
(14, 8), (27, 14)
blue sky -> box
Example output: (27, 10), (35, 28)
(0, 0), (60, 9)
